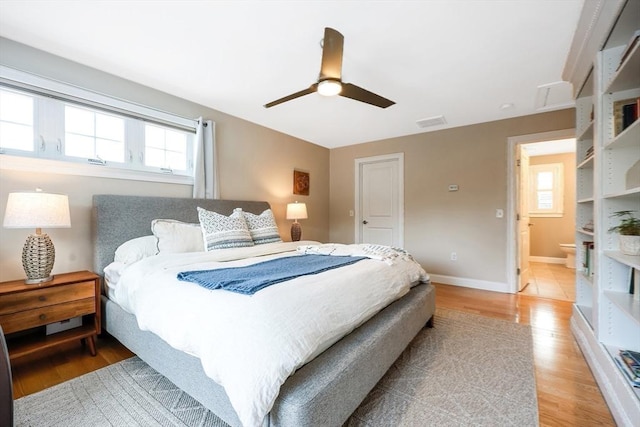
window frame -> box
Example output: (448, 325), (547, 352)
(0, 66), (197, 184)
(528, 162), (564, 218)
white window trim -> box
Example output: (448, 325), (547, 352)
(0, 65), (196, 130)
(529, 163), (564, 218)
(0, 151), (194, 185)
(0, 65), (198, 183)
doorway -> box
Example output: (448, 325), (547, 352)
(507, 129), (576, 301)
(354, 153), (404, 247)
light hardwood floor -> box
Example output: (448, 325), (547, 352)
(10, 283), (615, 426)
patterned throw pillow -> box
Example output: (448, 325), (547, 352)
(197, 207), (254, 251)
(236, 208), (282, 245)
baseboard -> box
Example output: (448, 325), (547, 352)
(529, 256), (565, 264)
(429, 274), (510, 293)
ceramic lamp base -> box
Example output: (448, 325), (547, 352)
(22, 233), (55, 284)
(291, 222), (302, 242)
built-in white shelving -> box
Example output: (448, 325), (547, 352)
(565, 1), (640, 425)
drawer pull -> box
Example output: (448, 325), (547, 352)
(39, 314), (46, 321)
(39, 296), (47, 301)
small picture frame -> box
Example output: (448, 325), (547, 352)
(293, 170), (310, 196)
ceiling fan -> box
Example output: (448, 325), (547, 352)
(264, 27), (395, 109)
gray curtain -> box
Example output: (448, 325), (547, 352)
(193, 117), (219, 199)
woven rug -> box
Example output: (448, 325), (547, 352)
(14, 308), (538, 426)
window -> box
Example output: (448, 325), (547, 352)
(0, 89), (34, 152)
(529, 163), (564, 217)
(65, 105), (126, 162)
(0, 70), (197, 183)
(145, 124), (188, 172)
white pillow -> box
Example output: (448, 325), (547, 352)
(151, 219), (204, 253)
(236, 208), (282, 245)
(114, 235), (158, 264)
(197, 207), (254, 251)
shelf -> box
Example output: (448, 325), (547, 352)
(605, 119), (640, 150)
(604, 290), (640, 325)
(603, 187), (640, 199)
(577, 155), (595, 169)
(6, 324), (97, 361)
(576, 304), (594, 329)
(606, 42), (640, 93)
(604, 345), (640, 401)
(605, 250), (640, 269)
(577, 197), (595, 204)
(578, 229), (595, 237)
(577, 120), (594, 141)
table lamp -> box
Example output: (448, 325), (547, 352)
(286, 202), (307, 242)
(3, 190), (71, 284)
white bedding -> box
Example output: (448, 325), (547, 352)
(106, 241), (429, 427)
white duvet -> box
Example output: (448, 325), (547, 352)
(106, 241), (429, 427)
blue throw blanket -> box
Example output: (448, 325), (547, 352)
(177, 254), (367, 295)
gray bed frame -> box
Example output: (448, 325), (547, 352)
(92, 194), (435, 427)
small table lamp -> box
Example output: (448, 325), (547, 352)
(286, 202), (308, 242)
(3, 190), (71, 284)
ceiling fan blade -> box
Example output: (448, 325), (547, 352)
(340, 83), (395, 108)
(264, 84), (318, 108)
(319, 27), (344, 80)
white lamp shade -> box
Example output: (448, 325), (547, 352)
(286, 202), (308, 220)
(3, 192), (71, 229)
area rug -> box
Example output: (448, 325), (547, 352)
(14, 308), (538, 426)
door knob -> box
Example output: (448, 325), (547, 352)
(363, 220), (368, 224)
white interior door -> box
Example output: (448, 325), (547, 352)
(355, 154), (403, 247)
(517, 146), (531, 291)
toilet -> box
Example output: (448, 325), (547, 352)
(559, 243), (576, 268)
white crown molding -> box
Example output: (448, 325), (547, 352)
(562, 0), (626, 96)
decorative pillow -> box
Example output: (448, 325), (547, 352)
(197, 207), (254, 251)
(114, 235), (159, 264)
(236, 208), (282, 245)
(151, 219), (204, 253)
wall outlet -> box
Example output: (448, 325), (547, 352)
(450, 252), (457, 261)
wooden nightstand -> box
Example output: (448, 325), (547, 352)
(0, 271), (101, 361)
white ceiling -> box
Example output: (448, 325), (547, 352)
(522, 138), (576, 157)
(0, 1), (583, 149)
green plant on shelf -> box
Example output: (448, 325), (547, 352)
(608, 211), (640, 236)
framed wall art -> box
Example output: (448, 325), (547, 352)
(293, 170), (310, 196)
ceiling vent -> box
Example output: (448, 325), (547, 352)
(416, 115), (447, 128)
(535, 81), (574, 111)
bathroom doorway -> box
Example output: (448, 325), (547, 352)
(507, 130), (576, 301)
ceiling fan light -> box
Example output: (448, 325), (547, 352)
(318, 80), (342, 96)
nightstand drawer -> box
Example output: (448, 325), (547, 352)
(0, 281), (95, 315)
(0, 297), (95, 334)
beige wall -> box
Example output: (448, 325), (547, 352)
(330, 109), (575, 287)
(529, 152), (576, 258)
(0, 37), (576, 290)
(0, 38), (329, 282)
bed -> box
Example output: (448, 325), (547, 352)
(92, 195), (435, 427)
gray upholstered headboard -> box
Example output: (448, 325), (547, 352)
(92, 195), (271, 276)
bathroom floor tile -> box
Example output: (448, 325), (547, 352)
(522, 262), (575, 302)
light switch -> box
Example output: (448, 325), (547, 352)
(448, 184), (459, 192)
(496, 209), (504, 218)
